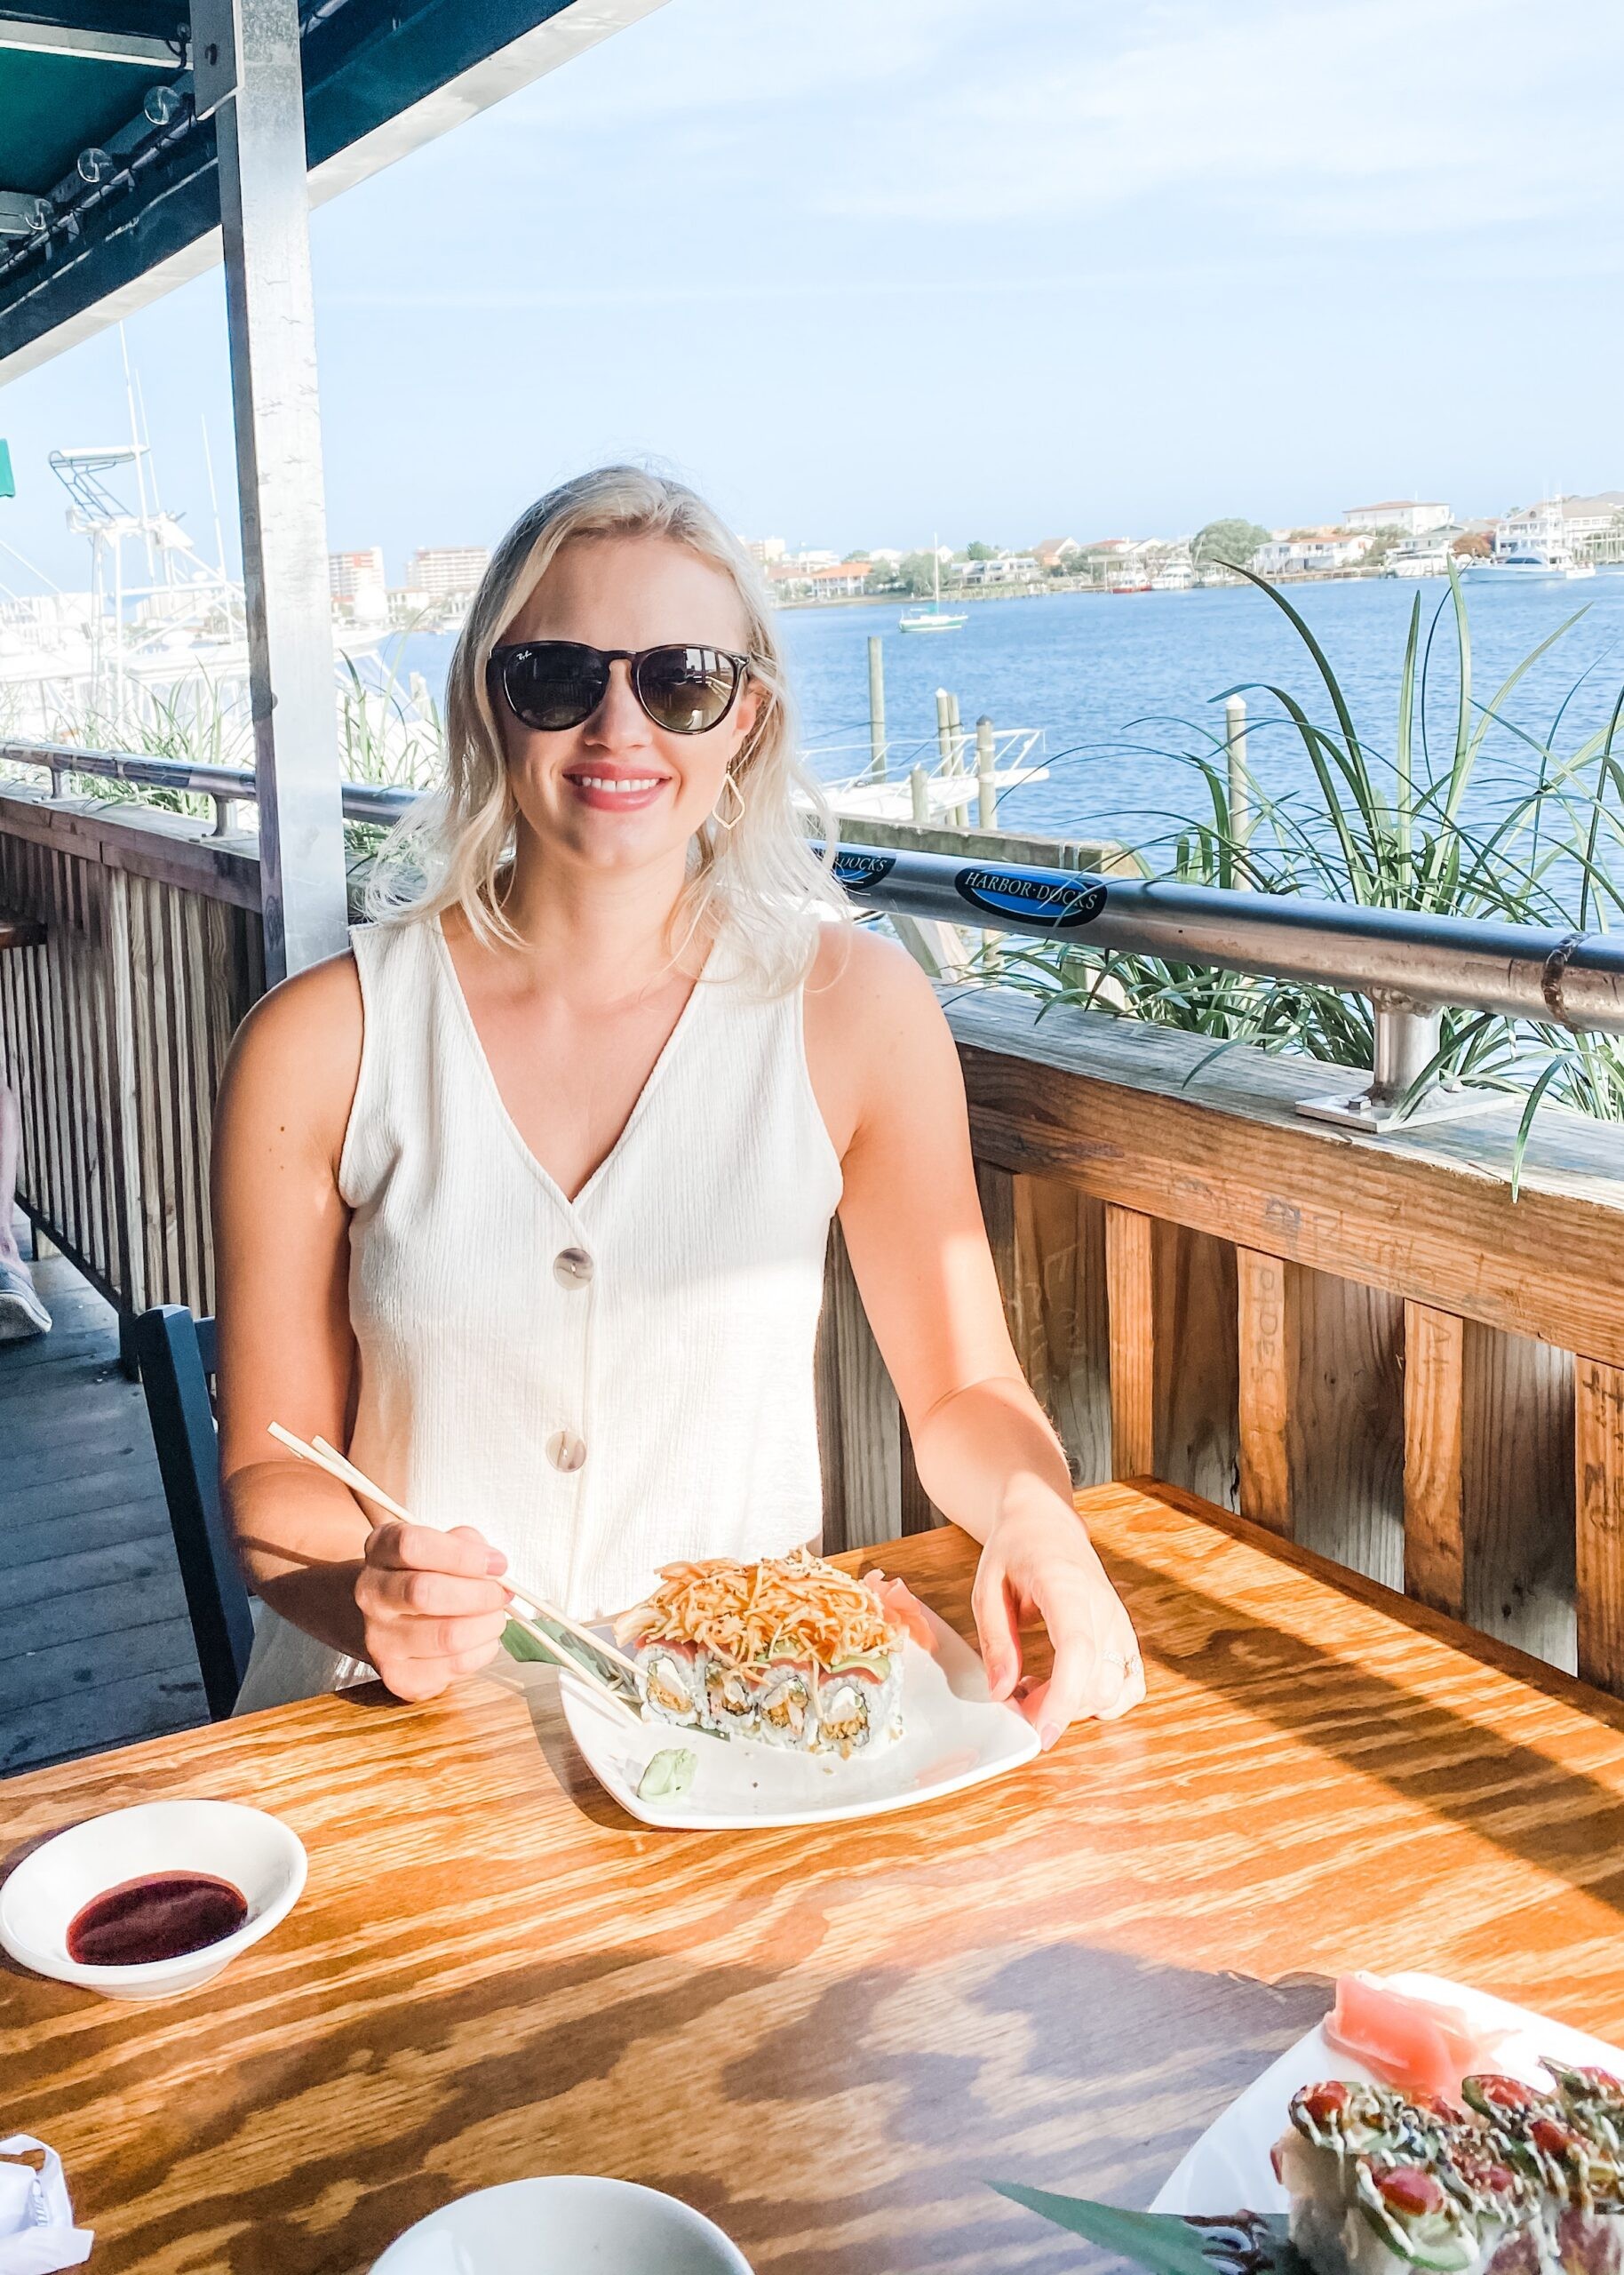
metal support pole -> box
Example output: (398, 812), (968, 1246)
(976, 715), (997, 829)
(1298, 992), (1488, 1132)
(1224, 692), (1251, 859)
(867, 635), (886, 780)
(201, 0), (347, 984)
(1370, 995), (1442, 1106)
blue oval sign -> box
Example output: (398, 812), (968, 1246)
(831, 850), (896, 892)
(953, 866), (1106, 928)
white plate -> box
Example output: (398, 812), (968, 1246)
(560, 1604), (1039, 1830)
(369, 2175), (751, 2272)
(1152, 1972), (1624, 2216)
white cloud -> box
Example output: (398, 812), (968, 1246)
(816, 0), (1624, 231)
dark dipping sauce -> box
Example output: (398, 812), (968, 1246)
(66, 1872), (248, 1966)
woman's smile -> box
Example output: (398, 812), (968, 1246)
(560, 762), (673, 811)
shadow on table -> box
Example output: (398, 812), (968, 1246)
(722, 1940), (1330, 2274)
(1104, 1542), (1624, 1921)
(60, 1930), (1323, 2275)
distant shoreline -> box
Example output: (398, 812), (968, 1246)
(774, 567), (1402, 613)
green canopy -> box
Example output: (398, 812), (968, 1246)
(0, 0), (661, 379)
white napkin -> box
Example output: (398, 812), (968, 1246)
(0, 2139), (92, 2271)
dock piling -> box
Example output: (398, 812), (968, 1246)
(867, 636), (887, 780)
(975, 715), (997, 828)
(1225, 692), (1251, 867)
(910, 764), (930, 825)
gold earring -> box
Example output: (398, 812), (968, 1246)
(712, 770), (747, 834)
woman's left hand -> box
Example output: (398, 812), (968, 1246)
(971, 1487), (1145, 1746)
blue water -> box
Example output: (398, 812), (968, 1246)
(388, 573), (1624, 864)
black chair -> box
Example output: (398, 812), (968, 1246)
(132, 1305), (255, 1720)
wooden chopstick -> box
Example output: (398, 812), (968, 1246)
(267, 1421), (645, 1688)
(502, 1610), (644, 1726)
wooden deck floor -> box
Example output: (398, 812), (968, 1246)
(1, 1217), (205, 1776)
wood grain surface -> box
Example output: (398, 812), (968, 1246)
(947, 989), (1624, 1369)
(7, 1487), (1624, 2275)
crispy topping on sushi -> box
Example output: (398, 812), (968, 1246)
(621, 1548), (903, 1668)
(619, 1550), (907, 1756)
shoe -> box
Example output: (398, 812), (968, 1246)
(0, 1256), (51, 1341)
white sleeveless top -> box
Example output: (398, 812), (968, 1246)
(233, 914), (844, 1713)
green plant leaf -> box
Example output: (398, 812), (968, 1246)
(988, 2186), (1298, 2275)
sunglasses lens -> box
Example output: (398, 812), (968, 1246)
(499, 644), (608, 730)
(636, 646), (739, 733)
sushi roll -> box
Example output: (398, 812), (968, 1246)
(816, 1652), (902, 1754)
(753, 1654), (820, 1750)
(1548, 2069), (1624, 2157)
(1275, 2083), (1538, 2275)
(635, 1640), (703, 1728)
(619, 1548), (908, 1757)
(700, 1656), (760, 1740)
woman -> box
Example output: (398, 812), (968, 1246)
(213, 466), (1143, 1737)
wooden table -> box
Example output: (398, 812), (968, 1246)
(6, 1483), (1624, 2275)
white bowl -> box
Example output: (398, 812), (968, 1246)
(0, 1799), (306, 2000)
(369, 2178), (753, 2273)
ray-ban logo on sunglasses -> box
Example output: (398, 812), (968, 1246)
(954, 866), (1107, 928)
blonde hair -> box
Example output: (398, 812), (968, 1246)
(366, 464), (849, 994)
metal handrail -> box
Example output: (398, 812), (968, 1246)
(6, 737), (1624, 1125)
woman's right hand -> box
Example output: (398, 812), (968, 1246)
(354, 1521), (512, 1702)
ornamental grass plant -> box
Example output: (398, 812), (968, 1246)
(995, 565), (1624, 1154)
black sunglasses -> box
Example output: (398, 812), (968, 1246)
(488, 641), (752, 736)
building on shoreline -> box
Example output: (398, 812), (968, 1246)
(329, 547), (387, 619)
(1344, 499), (1452, 536)
(406, 546), (490, 600)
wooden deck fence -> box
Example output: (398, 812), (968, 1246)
(0, 784), (262, 1327)
(6, 778), (1624, 1696)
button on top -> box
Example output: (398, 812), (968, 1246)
(547, 1428), (587, 1473)
(553, 1246), (593, 1289)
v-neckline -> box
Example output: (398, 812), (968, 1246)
(430, 914), (715, 1216)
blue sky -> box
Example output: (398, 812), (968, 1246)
(3, 0), (1622, 590)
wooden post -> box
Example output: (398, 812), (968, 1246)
(1404, 1300), (1466, 1617)
(1237, 1247), (1293, 1534)
(934, 690), (963, 833)
(1576, 1356), (1624, 1691)
(1224, 693), (1251, 866)
(867, 636), (887, 781)
(975, 714), (997, 828)
(934, 688), (956, 772)
(948, 690), (970, 828)
(910, 764), (930, 825)
(1105, 1203), (1156, 1478)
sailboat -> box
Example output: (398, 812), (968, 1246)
(899, 538), (967, 634)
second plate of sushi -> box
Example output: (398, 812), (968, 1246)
(560, 1549), (1039, 1829)
(1152, 1972), (1624, 2223)
(991, 1973), (1624, 2275)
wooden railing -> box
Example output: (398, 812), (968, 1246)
(6, 780), (1624, 1696)
(823, 986), (1624, 1693)
(0, 782), (263, 1326)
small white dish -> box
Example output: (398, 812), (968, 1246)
(369, 2176), (752, 2272)
(561, 1603), (1040, 1831)
(1151, 1971), (1624, 2216)
(0, 1799), (306, 2000)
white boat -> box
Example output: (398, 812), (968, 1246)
(1464, 509), (1596, 583)
(1464, 550), (1595, 584)
(899, 539), (967, 634)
